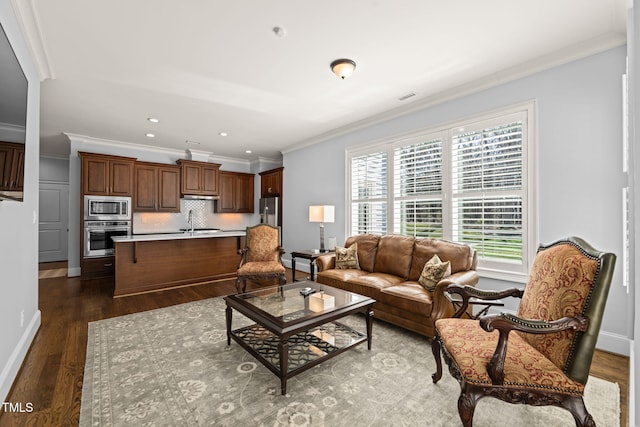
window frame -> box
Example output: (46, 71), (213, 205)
(346, 101), (537, 283)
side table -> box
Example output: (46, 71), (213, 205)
(290, 249), (333, 282)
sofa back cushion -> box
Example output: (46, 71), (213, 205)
(374, 235), (415, 279)
(409, 238), (477, 281)
(345, 234), (380, 272)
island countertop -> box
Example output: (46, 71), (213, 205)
(112, 229), (246, 243)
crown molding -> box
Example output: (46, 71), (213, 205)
(10, 0), (53, 81)
(63, 132), (254, 166)
(281, 32), (626, 155)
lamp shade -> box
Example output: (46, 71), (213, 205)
(309, 205), (335, 223)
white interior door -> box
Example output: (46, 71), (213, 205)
(39, 183), (69, 263)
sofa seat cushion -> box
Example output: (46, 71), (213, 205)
(436, 318), (585, 396)
(347, 272), (406, 290)
(380, 281), (433, 316)
(317, 268), (369, 283)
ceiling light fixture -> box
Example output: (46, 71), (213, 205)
(147, 117), (159, 123)
(145, 133), (155, 138)
(330, 59), (356, 80)
(245, 150), (252, 154)
(219, 132), (228, 137)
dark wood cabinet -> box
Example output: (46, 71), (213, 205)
(0, 141), (25, 191)
(260, 166), (283, 197)
(216, 171), (254, 213)
(134, 162), (180, 212)
(82, 256), (115, 280)
(176, 159), (221, 196)
(80, 152), (135, 196)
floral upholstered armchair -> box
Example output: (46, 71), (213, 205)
(236, 224), (286, 293)
(431, 237), (616, 427)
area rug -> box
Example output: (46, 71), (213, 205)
(80, 297), (620, 427)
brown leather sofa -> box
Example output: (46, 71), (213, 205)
(315, 234), (479, 337)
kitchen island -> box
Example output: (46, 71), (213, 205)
(112, 230), (245, 297)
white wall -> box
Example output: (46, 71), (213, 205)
(283, 46), (630, 355)
(0, 0), (41, 403)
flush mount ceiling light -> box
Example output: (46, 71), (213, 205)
(145, 133), (155, 138)
(330, 59), (356, 80)
(147, 117), (159, 123)
(219, 132), (228, 137)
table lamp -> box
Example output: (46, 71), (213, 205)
(309, 205), (335, 252)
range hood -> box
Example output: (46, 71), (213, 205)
(181, 194), (219, 200)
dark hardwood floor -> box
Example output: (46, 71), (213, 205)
(0, 263), (630, 426)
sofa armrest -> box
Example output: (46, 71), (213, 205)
(316, 253), (336, 272)
(429, 270), (481, 330)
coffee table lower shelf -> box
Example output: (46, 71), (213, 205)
(228, 321), (367, 394)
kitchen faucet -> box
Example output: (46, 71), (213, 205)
(188, 209), (194, 233)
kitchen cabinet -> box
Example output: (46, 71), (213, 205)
(0, 141), (24, 191)
(134, 162), (180, 212)
(176, 159), (221, 196)
(216, 171), (254, 213)
(82, 256), (115, 280)
(259, 166), (283, 197)
(80, 152), (135, 196)
(114, 235), (245, 297)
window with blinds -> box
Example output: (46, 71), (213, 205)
(393, 137), (444, 238)
(350, 151), (388, 235)
(451, 119), (524, 263)
(347, 103), (534, 280)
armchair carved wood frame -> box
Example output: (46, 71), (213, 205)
(236, 224), (286, 293)
(431, 237), (616, 427)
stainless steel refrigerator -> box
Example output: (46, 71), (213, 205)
(259, 196), (280, 227)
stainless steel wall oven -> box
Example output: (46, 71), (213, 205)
(83, 196), (132, 258)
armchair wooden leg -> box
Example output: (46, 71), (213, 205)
(236, 277), (247, 293)
(458, 387), (482, 427)
(563, 396), (595, 427)
(432, 334), (443, 383)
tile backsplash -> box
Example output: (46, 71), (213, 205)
(133, 199), (257, 234)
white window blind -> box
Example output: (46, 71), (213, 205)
(393, 137), (443, 238)
(451, 118), (524, 264)
(350, 151), (388, 235)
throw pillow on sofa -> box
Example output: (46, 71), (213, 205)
(335, 243), (360, 269)
(418, 254), (451, 291)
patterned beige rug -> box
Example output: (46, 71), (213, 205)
(80, 297), (620, 426)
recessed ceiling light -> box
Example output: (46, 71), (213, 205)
(147, 117), (159, 123)
(219, 132), (228, 137)
(145, 133), (155, 138)
(245, 150), (252, 154)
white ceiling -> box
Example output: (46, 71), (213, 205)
(13, 0), (628, 161)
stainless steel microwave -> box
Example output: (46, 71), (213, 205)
(84, 195), (131, 221)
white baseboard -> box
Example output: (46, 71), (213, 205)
(629, 341), (636, 427)
(68, 267), (81, 277)
(0, 310), (41, 403)
(596, 330), (631, 356)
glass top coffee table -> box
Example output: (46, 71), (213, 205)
(224, 281), (375, 395)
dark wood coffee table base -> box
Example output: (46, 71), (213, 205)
(225, 291), (374, 395)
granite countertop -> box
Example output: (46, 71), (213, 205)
(112, 230), (246, 243)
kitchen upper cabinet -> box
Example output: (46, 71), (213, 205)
(134, 162), (180, 212)
(0, 141), (24, 191)
(259, 166), (283, 197)
(80, 152), (135, 196)
(176, 159), (221, 196)
(216, 171), (254, 213)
